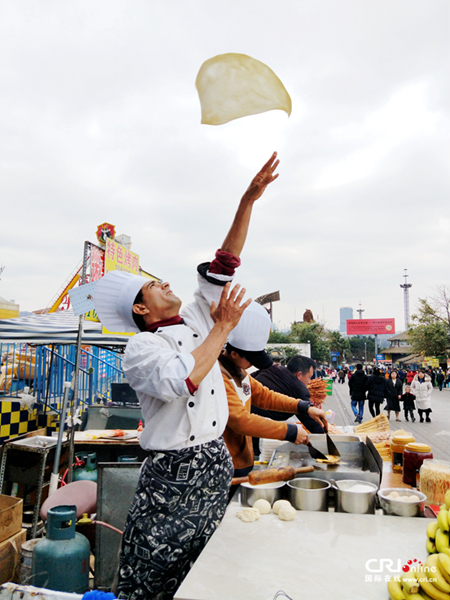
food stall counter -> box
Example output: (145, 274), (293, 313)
(175, 501), (427, 600)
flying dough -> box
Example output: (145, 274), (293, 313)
(196, 53), (292, 126)
(253, 499), (271, 514)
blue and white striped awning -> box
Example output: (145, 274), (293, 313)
(0, 311), (130, 345)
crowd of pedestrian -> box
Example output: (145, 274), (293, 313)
(343, 364), (449, 424)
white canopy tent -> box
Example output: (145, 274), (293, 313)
(0, 311), (129, 346)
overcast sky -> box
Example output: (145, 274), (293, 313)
(1, 0), (449, 332)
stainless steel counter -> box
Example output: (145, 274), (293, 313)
(175, 501), (428, 600)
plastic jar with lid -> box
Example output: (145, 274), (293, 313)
(390, 434), (415, 473)
(402, 443), (433, 487)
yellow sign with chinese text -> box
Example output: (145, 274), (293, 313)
(422, 356), (439, 368)
(105, 238), (140, 275)
(102, 239), (141, 335)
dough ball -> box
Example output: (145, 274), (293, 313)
(388, 491), (400, 499)
(405, 495), (420, 502)
(273, 500), (292, 515)
(253, 499), (271, 514)
(236, 508), (260, 522)
(278, 506), (296, 521)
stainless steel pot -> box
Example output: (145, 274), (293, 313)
(240, 481), (285, 507)
(333, 480), (378, 514)
(287, 478), (330, 512)
(377, 488), (426, 517)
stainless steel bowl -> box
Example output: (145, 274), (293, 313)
(240, 481), (285, 507)
(377, 488), (426, 517)
(287, 478), (330, 511)
(334, 480), (378, 514)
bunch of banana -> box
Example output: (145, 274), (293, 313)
(427, 503), (450, 556)
(414, 554), (450, 600)
(387, 555), (450, 600)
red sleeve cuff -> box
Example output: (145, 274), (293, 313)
(185, 377), (199, 396)
(208, 249), (241, 276)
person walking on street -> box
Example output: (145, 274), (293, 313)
(406, 369), (415, 385)
(385, 369), (403, 421)
(429, 369), (436, 388)
(338, 369), (345, 384)
(445, 368), (450, 389)
(436, 369), (445, 391)
(401, 386), (416, 422)
(348, 363), (367, 423)
(366, 368), (387, 418)
(411, 369), (433, 422)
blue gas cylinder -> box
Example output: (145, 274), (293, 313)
(74, 452), (98, 482)
(32, 505), (90, 593)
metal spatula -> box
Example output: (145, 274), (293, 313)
(306, 441), (328, 461)
(323, 419), (341, 457)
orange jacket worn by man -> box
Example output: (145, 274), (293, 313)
(219, 302), (326, 478)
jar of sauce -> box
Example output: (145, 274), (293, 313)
(390, 434), (415, 473)
(402, 443), (433, 487)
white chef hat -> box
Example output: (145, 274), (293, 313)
(228, 301), (273, 369)
(93, 271), (149, 333)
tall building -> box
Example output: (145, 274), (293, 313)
(340, 307), (353, 335)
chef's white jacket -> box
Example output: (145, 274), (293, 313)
(123, 268), (233, 451)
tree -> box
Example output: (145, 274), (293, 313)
(408, 286), (450, 358)
(268, 330), (291, 344)
(328, 331), (351, 363)
(289, 322), (330, 363)
(348, 336), (376, 362)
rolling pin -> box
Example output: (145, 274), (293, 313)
(231, 465), (314, 486)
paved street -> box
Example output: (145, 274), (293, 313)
(326, 380), (450, 462)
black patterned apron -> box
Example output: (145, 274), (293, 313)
(116, 437), (233, 600)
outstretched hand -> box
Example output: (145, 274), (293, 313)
(243, 152), (280, 202)
(210, 282), (251, 332)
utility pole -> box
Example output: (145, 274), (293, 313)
(400, 269), (412, 330)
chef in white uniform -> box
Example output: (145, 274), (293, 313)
(94, 153), (280, 600)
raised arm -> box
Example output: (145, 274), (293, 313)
(220, 152), (280, 257)
(189, 282), (251, 386)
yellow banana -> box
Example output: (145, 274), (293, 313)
(437, 553), (450, 584)
(437, 509), (450, 535)
(419, 573), (450, 600)
(403, 590), (427, 600)
(428, 521), (440, 540)
(424, 554), (450, 593)
(388, 578), (406, 600)
(445, 489), (450, 510)
(419, 589), (438, 600)
(401, 569), (420, 594)
(436, 529), (450, 553)
(428, 540), (438, 554)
